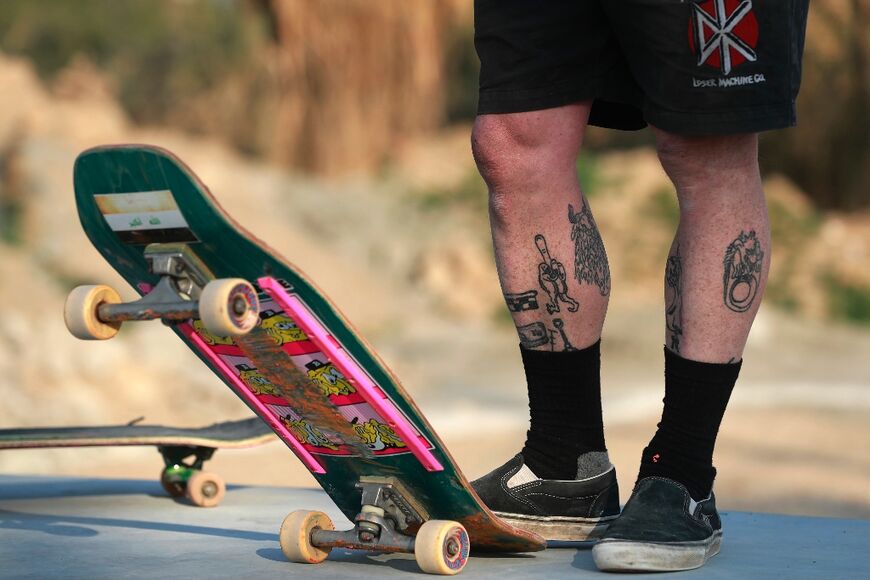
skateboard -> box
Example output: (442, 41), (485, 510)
(0, 418), (274, 507)
(68, 145), (545, 575)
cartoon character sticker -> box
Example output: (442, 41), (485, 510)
(259, 309), (309, 345)
(352, 418), (406, 451)
(281, 415), (339, 450)
(192, 320), (235, 346)
(236, 363), (280, 396)
(305, 359), (356, 397)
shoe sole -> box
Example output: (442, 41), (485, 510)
(495, 512), (618, 542)
(592, 531), (722, 572)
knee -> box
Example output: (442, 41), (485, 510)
(654, 130), (759, 191)
(471, 112), (583, 218)
(472, 115), (545, 189)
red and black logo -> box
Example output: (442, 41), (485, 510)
(688, 0), (759, 76)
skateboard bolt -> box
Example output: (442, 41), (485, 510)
(446, 539), (459, 557)
(357, 520), (379, 542)
(202, 482), (218, 498)
(232, 296), (247, 315)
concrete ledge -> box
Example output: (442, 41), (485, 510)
(1, 475), (867, 578)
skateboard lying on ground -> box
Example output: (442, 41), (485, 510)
(68, 144), (545, 575)
(0, 418), (273, 507)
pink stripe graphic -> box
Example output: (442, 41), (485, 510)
(258, 276), (443, 472)
(180, 323), (325, 474)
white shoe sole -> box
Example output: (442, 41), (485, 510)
(592, 531), (722, 572)
(495, 512), (618, 542)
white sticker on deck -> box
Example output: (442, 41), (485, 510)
(95, 190), (197, 244)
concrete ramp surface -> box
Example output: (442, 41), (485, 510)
(0, 475), (866, 579)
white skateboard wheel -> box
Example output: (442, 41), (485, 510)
(415, 520), (470, 575)
(185, 470), (226, 508)
(198, 278), (259, 337)
(280, 510), (334, 564)
(64, 285), (122, 340)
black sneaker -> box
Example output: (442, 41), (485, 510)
(592, 476), (722, 572)
(471, 453), (620, 541)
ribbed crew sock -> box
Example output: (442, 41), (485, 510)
(637, 347), (741, 500)
(520, 340), (607, 480)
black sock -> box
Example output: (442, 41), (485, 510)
(520, 340), (606, 479)
(637, 347), (741, 500)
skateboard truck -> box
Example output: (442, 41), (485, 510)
(308, 478), (424, 552)
(64, 244), (260, 340)
(280, 477), (471, 575)
(96, 246), (211, 323)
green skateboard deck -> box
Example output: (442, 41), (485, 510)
(71, 145), (544, 572)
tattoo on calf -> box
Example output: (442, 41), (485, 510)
(518, 322), (549, 349)
(535, 234), (579, 314)
(723, 230), (764, 313)
(518, 319), (577, 352)
(568, 200), (611, 296)
(505, 290), (540, 312)
(552, 318), (577, 352)
(665, 245), (684, 353)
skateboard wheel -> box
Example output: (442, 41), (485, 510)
(64, 285), (122, 340)
(185, 471), (226, 507)
(280, 510), (334, 564)
(415, 520), (470, 575)
(199, 279), (259, 337)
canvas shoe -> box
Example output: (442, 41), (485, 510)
(592, 476), (722, 572)
(471, 453), (620, 541)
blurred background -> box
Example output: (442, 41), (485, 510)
(0, 1), (867, 518)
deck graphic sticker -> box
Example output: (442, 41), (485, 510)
(188, 292), (433, 458)
(94, 190), (198, 244)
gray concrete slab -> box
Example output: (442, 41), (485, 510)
(0, 475), (866, 579)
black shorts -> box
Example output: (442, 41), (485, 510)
(474, 0), (810, 135)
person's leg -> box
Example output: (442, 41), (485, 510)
(594, 131), (765, 572)
(639, 129), (767, 500)
(473, 104), (611, 475)
(470, 0), (632, 540)
(592, 0), (809, 571)
(658, 130), (768, 364)
(469, 104), (620, 541)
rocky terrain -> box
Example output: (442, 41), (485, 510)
(0, 53), (867, 517)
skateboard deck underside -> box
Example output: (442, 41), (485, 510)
(73, 145), (544, 553)
(0, 418), (274, 449)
